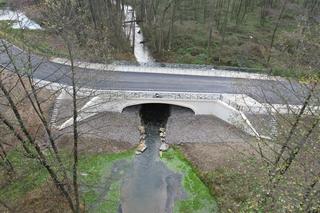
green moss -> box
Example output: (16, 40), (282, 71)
(162, 148), (218, 213)
(79, 150), (133, 184)
(95, 181), (122, 213)
(0, 148), (134, 211)
(79, 150), (134, 211)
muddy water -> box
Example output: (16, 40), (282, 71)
(120, 105), (186, 213)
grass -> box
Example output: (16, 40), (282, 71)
(93, 181), (122, 213)
(79, 149), (134, 212)
(79, 150), (133, 185)
(0, 149), (48, 201)
(162, 147), (218, 213)
(0, 23), (70, 58)
(0, 21), (135, 63)
(0, 147), (134, 212)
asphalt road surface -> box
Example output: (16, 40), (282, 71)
(0, 40), (308, 104)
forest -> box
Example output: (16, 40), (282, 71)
(3, 0), (320, 77)
(124, 0), (319, 76)
(0, 0), (319, 213)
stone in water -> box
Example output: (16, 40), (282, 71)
(159, 143), (169, 151)
(136, 142), (147, 155)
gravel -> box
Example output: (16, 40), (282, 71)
(58, 105), (141, 145)
(166, 106), (250, 144)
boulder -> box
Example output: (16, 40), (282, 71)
(138, 126), (145, 134)
(159, 143), (169, 151)
(136, 142), (147, 154)
(140, 134), (146, 140)
(140, 139), (146, 144)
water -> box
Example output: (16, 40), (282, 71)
(122, 5), (155, 65)
(1, 5), (152, 63)
(0, 9), (42, 30)
(120, 105), (186, 213)
(85, 160), (132, 211)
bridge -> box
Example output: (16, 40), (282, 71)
(46, 87), (309, 140)
(1, 41), (315, 140)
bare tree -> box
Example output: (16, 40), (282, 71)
(0, 139), (14, 175)
(267, 0), (289, 65)
(0, 41), (78, 212)
(239, 79), (320, 211)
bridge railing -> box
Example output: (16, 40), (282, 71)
(94, 90), (227, 101)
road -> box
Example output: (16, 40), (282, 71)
(0, 41), (306, 104)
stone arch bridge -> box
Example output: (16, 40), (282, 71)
(52, 89), (278, 138)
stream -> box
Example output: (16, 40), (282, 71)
(122, 4), (155, 65)
(120, 104), (186, 213)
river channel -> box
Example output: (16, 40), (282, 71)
(120, 104), (186, 213)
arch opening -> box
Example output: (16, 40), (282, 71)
(140, 104), (171, 126)
(121, 102), (196, 115)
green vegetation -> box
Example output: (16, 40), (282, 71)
(0, 0), (6, 7)
(94, 182), (122, 213)
(201, 166), (264, 212)
(0, 147), (134, 212)
(128, 0), (319, 78)
(0, 149), (48, 201)
(79, 150), (134, 212)
(162, 148), (218, 213)
(0, 22), (70, 58)
(0, 22), (134, 63)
